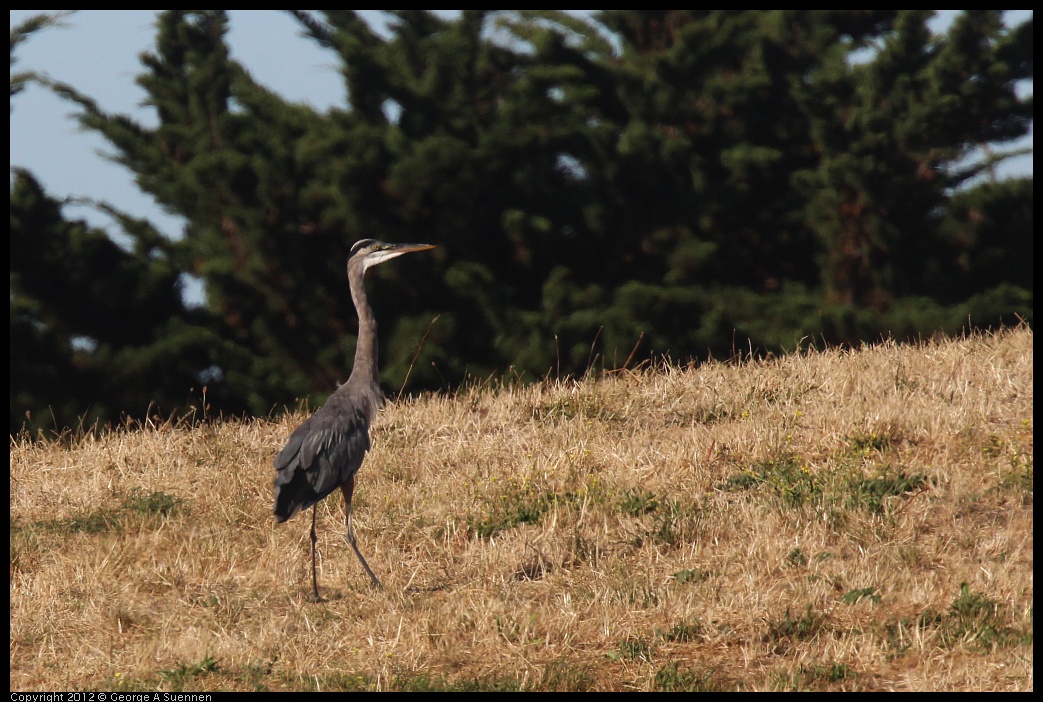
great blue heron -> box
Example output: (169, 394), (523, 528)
(273, 239), (436, 599)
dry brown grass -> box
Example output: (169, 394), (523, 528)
(10, 327), (1033, 691)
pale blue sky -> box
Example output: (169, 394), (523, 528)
(10, 10), (1033, 247)
(10, 10), (351, 239)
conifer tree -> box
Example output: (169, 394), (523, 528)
(31, 10), (1031, 429)
(11, 12), (222, 433)
(9, 171), (221, 434)
(796, 10), (1033, 312)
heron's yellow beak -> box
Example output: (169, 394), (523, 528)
(392, 243), (436, 254)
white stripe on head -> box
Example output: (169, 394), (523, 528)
(361, 248), (407, 272)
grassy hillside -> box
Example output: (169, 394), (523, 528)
(10, 327), (1033, 691)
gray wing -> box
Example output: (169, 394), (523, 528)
(273, 394), (372, 522)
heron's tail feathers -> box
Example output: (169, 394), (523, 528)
(273, 468), (316, 522)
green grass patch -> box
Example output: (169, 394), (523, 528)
(840, 587), (881, 605)
(15, 488), (185, 538)
(625, 498), (701, 549)
(766, 605), (826, 643)
(939, 582), (1029, 650)
(606, 636), (653, 662)
(536, 660), (598, 692)
(673, 568), (706, 584)
(653, 662), (731, 692)
(32, 509), (124, 535)
(303, 666), (530, 693)
(846, 430), (897, 456)
(786, 548), (809, 567)
(300, 671), (372, 691)
(844, 471), (929, 513)
(879, 583), (1031, 655)
(720, 453), (822, 508)
(722, 456), (931, 517)
(656, 618), (704, 642)
(880, 610), (943, 656)
(122, 488), (184, 517)
(984, 433), (1034, 495)
(774, 662), (858, 691)
(619, 488), (659, 516)
(651, 500), (701, 547)
(389, 672), (523, 692)
(468, 490), (579, 538)
(157, 656), (220, 691)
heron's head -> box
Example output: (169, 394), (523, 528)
(349, 239), (436, 273)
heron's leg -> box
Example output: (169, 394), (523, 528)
(310, 506), (323, 601)
(341, 476), (383, 589)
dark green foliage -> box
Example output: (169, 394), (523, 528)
(11, 21), (233, 436)
(936, 179), (1034, 305)
(9, 170), (224, 435)
(11, 11), (1033, 430)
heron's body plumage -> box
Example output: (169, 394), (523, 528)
(273, 388), (374, 522)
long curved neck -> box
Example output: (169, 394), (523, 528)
(348, 260), (380, 387)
